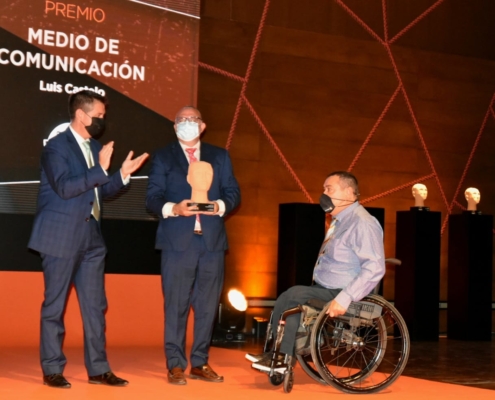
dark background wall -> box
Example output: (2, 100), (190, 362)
(195, 0), (495, 304)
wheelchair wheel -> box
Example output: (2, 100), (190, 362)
(310, 294), (410, 394)
(296, 353), (326, 384)
(268, 373), (284, 386)
(283, 371), (294, 393)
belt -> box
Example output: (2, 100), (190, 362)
(194, 230), (203, 235)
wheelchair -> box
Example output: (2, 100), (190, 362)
(256, 258), (410, 394)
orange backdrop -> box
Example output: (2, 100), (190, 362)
(0, 271), (168, 347)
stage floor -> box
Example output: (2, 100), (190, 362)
(1, 273), (493, 398)
(1, 342), (494, 400)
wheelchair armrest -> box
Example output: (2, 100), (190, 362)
(384, 257), (402, 266)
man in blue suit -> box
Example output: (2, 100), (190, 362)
(28, 90), (148, 388)
(146, 106), (240, 385)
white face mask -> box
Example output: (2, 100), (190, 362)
(176, 121), (199, 141)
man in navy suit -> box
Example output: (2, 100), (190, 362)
(28, 90), (148, 388)
(146, 106), (240, 385)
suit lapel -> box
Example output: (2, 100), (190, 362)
(88, 138), (99, 166)
(200, 142), (215, 165)
(87, 138), (103, 200)
(65, 128), (88, 168)
(65, 129), (101, 200)
(171, 141), (189, 175)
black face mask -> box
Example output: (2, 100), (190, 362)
(85, 116), (106, 138)
(319, 193), (335, 213)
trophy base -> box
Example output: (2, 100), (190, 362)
(187, 202), (215, 212)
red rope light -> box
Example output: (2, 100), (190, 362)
(226, 0), (271, 150)
(447, 93), (494, 212)
(348, 84), (401, 171)
(382, 0), (389, 42)
(198, 0), (313, 203)
(440, 93), (495, 234)
(360, 173), (435, 205)
(198, 0), (492, 229)
(243, 95), (314, 203)
(389, 0), (446, 45)
(198, 62), (245, 83)
(337, 0), (449, 215)
(453, 200), (466, 211)
(334, 0), (385, 45)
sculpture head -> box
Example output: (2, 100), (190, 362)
(412, 183), (427, 207)
(412, 183), (427, 199)
(464, 187), (480, 211)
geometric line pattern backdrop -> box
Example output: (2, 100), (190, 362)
(197, 0), (495, 300)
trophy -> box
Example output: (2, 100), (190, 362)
(187, 161), (215, 212)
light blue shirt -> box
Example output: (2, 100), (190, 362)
(313, 201), (385, 309)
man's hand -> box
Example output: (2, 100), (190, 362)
(99, 141), (114, 170)
(326, 299), (346, 317)
(172, 199), (201, 217)
(121, 151), (149, 178)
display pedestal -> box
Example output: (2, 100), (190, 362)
(277, 203), (325, 296)
(447, 212), (493, 340)
(395, 209), (441, 340)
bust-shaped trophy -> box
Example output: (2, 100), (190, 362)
(187, 161), (215, 211)
(464, 187), (480, 213)
(411, 183), (429, 211)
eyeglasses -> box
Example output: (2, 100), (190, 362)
(175, 116), (202, 124)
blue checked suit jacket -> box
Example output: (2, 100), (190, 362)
(146, 141), (240, 252)
(28, 128), (124, 258)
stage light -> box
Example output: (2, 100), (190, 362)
(227, 289), (247, 312)
(212, 288), (247, 343)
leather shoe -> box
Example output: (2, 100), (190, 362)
(88, 371), (128, 386)
(43, 373), (71, 388)
(168, 367), (187, 385)
(189, 364), (224, 383)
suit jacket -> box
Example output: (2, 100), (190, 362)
(146, 141), (240, 252)
(28, 128), (124, 258)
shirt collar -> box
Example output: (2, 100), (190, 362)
(333, 201), (359, 222)
(179, 140), (200, 152)
(69, 125), (89, 145)
(178, 140), (201, 155)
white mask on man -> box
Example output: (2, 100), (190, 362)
(176, 121), (199, 141)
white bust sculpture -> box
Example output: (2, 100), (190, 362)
(464, 187), (480, 211)
(412, 183), (428, 207)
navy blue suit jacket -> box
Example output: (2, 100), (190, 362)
(146, 141), (240, 252)
(28, 128), (125, 259)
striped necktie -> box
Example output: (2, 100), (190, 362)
(185, 147), (198, 162)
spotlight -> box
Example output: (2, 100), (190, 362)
(212, 289), (247, 343)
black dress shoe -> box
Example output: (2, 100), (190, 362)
(189, 364), (224, 383)
(88, 371), (128, 386)
(43, 373), (71, 388)
(168, 367), (187, 385)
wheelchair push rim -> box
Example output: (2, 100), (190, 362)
(310, 294), (410, 394)
(296, 353), (326, 385)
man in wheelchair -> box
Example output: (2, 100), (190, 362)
(246, 171), (385, 374)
